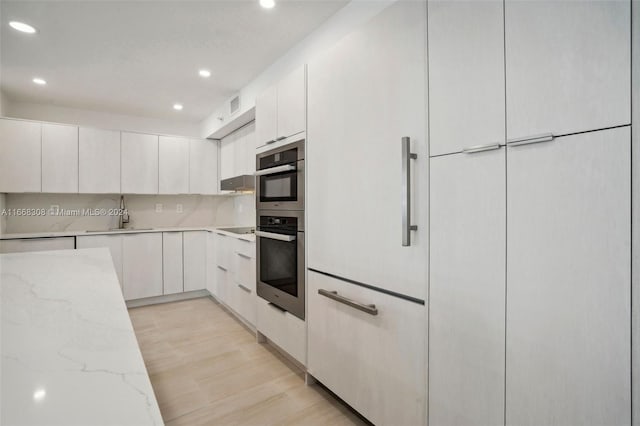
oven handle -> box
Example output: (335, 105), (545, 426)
(255, 230), (297, 242)
(254, 164), (296, 177)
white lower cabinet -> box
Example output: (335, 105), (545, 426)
(162, 232), (183, 295)
(256, 296), (306, 365)
(215, 264), (229, 305)
(0, 237), (75, 254)
(122, 233), (163, 300)
(307, 270), (426, 426)
(183, 231), (207, 292)
(429, 148), (506, 425)
(231, 240), (256, 325)
(76, 234), (123, 288)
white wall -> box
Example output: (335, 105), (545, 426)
(4, 100), (201, 137)
(200, 0), (395, 138)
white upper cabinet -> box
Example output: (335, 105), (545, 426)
(255, 85), (277, 147)
(189, 139), (218, 194)
(505, 0), (630, 140)
(219, 137), (235, 181)
(42, 123), (78, 193)
(79, 127), (121, 193)
(276, 65), (306, 140)
(121, 132), (159, 194)
(0, 119), (42, 193)
(428, 0), (505, 156)
(506, 127), (630, 425)
(307, 0), (428, 300)
(255, 65), (306, 147)
(158, 136), (189, 194)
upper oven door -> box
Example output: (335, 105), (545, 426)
(256, 140), (304, 210)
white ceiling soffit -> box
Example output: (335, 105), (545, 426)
(0, 0), (348, 123)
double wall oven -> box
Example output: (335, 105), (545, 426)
(255, 140), (305, 320)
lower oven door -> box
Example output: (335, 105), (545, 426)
(256, 229), (305, 320)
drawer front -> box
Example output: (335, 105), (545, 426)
(234, 237), (255, 259)
(307, 271), (427, 426)
(234, 252), (256, 291)
(214, 233), (231, 269)
(215, 264), (229, 305)
(230, 278), (256, 326)
(256, 296), (306, 365)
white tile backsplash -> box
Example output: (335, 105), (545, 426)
(2, 193), (256, 234)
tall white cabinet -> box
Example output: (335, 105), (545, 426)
(42, 123), (78, 193)
(0, 119), (41, 192)
(506, 127), (631, 426)
(306, 2), (428, 425)
(79, 127), (121, 193)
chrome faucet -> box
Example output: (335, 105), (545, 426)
(118, 195), (130, 229)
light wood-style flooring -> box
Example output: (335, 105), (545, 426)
(129, 297), (368, 426)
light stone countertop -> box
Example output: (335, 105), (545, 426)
(0, 248), (164, 425)
(0, 226), (256, 242)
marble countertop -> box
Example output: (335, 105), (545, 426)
(0, 225), (256, 242)
(1, 248), (164, 425)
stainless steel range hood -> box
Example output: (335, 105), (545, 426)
(220, 175), (255, 191)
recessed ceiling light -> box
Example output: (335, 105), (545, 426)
(260, 0), (275, 9)
(9, 21), (37, 34)
(198, 69), (211, 78)
(173, 103), (183, 111)
(32, 77), (47, 85)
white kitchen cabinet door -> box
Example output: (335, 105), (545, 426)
(206, 232), (217, 296)
(0, 237), (75, 254)
(243, 122), (257, 175)
(506, 127), (631, 426)
(121, 132), (158, 194)
(0, 119), (41, 193)
(122, 233), (163, 300)
(215, 264), (229, 305)
(214, 232), (231, 270)
(183, 231), (206, 292)
(76, 234), (123, 288)
(276, 65), (306, 140)
(505, 0), (630, 141)
(233, 251), (256, 325)
(429, 149), (506, 426)
(158, 136), (189, 194)
(307, 0), (428, 300)
(79, 127), (121, 193)
(42, 123), (78, 193)
(189, 139), (218, 195)
(307, 271), (426, 426)
(428, 0), (505, 156)
(233, 133), (248, 176)
(162, 232), (183, 295)
(255, 85), (277, 147)
(219, 137), (235, 181)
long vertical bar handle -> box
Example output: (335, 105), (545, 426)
(402, 136), (418, 247)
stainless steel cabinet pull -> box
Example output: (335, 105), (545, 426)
(254, 164), (296, 176)
(217, 265), (227, 271)
(462, 143), (501, 154)
(266, 139), (277, 145)
(237, 252), (252, 259)
(268, 302), (286, 313)
(507, 133), (554, 147)
(255, 230), (296, 242)
(276, 136), (287, 141)
(402, 136), (418, 247)
(238, 284), (251, 293)
(318, 289), (378, 316)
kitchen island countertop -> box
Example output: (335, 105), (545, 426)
(1, 248), (163, 425)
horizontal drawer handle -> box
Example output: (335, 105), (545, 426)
(507, 133), (554, 147)
(318, 289), (378, 316)
(216, 232), (227, 237)
(255, 230), (296, 242)
(217, 265), (227, 271)
(268, 302), (286, 314)
(238, 283), (251, 293)
(236, 252), (252, 259)
(266, 139), (277, 145)
(462, 143), (501, 154)
(254, 164), (295, 176)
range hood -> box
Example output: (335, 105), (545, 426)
(220, 175), (255, 191)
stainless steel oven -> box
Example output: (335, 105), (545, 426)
(256, 210), (305, 320)
(255, 140), (304, 211)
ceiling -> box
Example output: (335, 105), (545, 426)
(0, 0), (348, 123)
